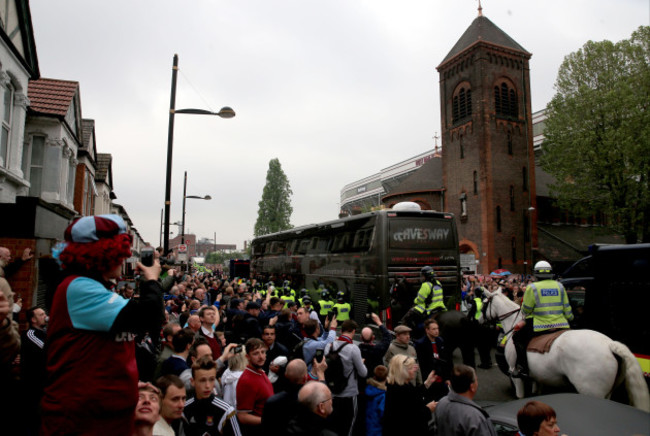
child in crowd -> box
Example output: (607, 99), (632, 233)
(365, 365), (388, 436)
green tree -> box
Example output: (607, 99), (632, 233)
(254, 158), (293, 236)
(540, 26), (650, 243)
(205, 250), (248, 265)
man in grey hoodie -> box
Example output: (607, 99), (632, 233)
(324, 320), (368, 436)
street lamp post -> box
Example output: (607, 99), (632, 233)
(528, 206), (535, 271)
(163, 53), (235, 254)
(180, 170), (212, 244)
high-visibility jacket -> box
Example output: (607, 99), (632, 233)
(280, 294), (295, 307)
(318, 299), (334, 315)
(413, 280), (445, 314)
(333, 302), (351, 321)
(473, 297), (483, 321)
(522, 279), (574, 332)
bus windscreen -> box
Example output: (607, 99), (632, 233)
(389, 218), (455, 250)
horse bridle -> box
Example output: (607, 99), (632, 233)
(482, 293), (523, 337)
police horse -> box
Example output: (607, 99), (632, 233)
(393, 278), (478, 367)
(482, 288), (650, 412)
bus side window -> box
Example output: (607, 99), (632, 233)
(332, 233), (351, 253)
(309, 237), (329, 254)
(317, 238), (330, 253)
(271, 241), (286, 255)
(298, 239), (310, 254)
(353, 229), (371, 252)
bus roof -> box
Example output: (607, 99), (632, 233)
(252, 209), (456, 243)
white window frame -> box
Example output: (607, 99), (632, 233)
(1, 81), (14, 167)
(28, 135), (46, 197)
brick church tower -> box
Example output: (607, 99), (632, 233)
(437, 8), (537, 275)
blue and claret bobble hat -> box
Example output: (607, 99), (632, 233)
(64, 214), (128, 243)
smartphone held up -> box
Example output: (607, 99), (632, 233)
(141, 247), (155, 267)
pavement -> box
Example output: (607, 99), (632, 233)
(451, 347), (517, 403)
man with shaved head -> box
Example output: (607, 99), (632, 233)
(358, 313), (391, 375)
(262, 357), (327, 435)
(287, 382), (336, 435)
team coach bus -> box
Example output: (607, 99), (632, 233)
(250, 202), (461, 328)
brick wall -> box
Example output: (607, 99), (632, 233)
(440, 45), (534, 274)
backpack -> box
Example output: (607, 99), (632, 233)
(324, 342), (351, 395)
(290, 338), (307, 361)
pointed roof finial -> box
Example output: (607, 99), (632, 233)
(478, 0), (483, 16)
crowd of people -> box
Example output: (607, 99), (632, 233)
(0, 213), (571, 435)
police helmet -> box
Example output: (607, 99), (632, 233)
(321, 290), (330, 299)
(300, 288), (309, 297)
(421, 266), (435, 279)
(284, 287), (292, 296)
(533, 261), (553, 279)
(336, 291), (345, 302)
(283, 280), (291, 289)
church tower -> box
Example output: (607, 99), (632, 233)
(437, 8), (537, 275)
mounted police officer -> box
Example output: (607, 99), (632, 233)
(414, 266), (446, 319)
(401, 266), (446, 338)
(511, 261), (574, 378)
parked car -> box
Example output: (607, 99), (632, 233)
(482, 393), (650, 436)
(559, 243), (650, 387)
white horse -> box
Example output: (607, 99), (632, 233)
(483, 288), (650, 412)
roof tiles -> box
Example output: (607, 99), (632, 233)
(439, 15), (530, 67)
(28, 78), (79, 117)
(95, 153), (112, 183)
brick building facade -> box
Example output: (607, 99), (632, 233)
(436, 11), (537, 275)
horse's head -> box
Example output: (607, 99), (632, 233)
(482, 287), (518, 324)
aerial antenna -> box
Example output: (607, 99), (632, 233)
(433, 132), (441, 157)
(477, 0), (483, 16)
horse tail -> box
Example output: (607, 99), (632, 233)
(609, 341), (650, 412)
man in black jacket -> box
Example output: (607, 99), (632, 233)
(287, 381), (337, 436)
(414, 318), (452, 401)
(262, 358), (326, 435)
(21, 306), (48, 434)
(358, 313), (391, 375)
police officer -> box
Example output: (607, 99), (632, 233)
(466, 287), (493, 369)
(317, 289), (334, 325)
(332, 292), (351, 321)
(511, 261), (574, 377)
(298, 288), (309, 307)
(283, 280), (296, 299)
(280, 286), (295, 308)
(413, 266), (446, 319)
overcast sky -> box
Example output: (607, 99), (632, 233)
(29, 0), (648, 250)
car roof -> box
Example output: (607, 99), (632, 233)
(483, 393), (650, 436)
